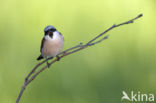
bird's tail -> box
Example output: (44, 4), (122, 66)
(37, 55), (43, 60)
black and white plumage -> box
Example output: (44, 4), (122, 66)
(37, 25), (64, 67)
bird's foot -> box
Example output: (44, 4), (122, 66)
(46, 58), (50, 68)
(56, 55), (61, 61)
(46, 62), (50, 68)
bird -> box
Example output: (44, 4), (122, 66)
(37, 25), (64, 67)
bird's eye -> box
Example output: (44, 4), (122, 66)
(45, 31), (48, 34)
(50, 28), (56, 32)
(50, 29), (53, 31)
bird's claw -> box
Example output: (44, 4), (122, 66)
(56, 55), (60, 61)
(47, 62), (50, 68)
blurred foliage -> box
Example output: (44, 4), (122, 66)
(0, 0), (156, 103)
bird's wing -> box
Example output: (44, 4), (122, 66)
(40, 37), (45, 52)
(59, 32), (62, 35)
(59, 32), (64, 41)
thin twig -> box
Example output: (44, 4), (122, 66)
(16, 14), (143, 103)
(87, 14), (143, 45)
(25, 43), (83, 82)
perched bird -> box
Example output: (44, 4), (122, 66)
(37, 25), (64, 67)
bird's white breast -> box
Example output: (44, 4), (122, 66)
(42, 31), (64, 58)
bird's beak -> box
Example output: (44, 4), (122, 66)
(48, 31), (53, 38)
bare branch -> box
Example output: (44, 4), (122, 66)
(87, 14), (143, 45)
(16, 14), (143, 103)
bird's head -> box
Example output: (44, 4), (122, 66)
(44, 25), (57, 38)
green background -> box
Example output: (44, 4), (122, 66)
(0, 0), (156, 103)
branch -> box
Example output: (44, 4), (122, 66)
(16, 14), (143, 103)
